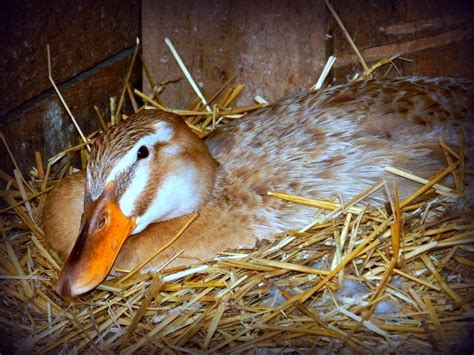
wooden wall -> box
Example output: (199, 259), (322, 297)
(142, 0), (474, 105)
(332, 0), (474, 81)
(141, 0), (328, 108)
(0, 0), (141, 174)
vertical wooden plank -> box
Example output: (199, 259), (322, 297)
(142, 0), (328, 108)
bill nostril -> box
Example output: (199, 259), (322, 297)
(97, 217), (106, 229)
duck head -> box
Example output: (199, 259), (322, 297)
(56, 110), (217, 298)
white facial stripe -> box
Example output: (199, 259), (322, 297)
(104, 121), (173, 188)
(118, 163), (150, 217)
(132, 165), (201, 234)
(154, 120), (174, 141)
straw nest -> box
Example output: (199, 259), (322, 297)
(1, 10), (474, 354)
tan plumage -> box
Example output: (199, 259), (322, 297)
(43, 77), (474, 296)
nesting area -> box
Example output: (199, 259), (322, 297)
(1, 7), (474, 352)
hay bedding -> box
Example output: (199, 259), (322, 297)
(1, 9), (474, 354)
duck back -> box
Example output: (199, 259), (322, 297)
(207, 77), (474, 205)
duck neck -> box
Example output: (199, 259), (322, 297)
(191, 150), (220, 209)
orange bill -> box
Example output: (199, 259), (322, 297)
(55, 182), (136, 298)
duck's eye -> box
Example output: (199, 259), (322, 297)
(137, 146), (149, 160)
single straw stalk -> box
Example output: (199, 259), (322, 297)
(114, 37), (141, 121)
(165, 37), (212, 112)
(46, 45), (90, 152)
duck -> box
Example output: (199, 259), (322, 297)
(43, 76), (474, 298)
